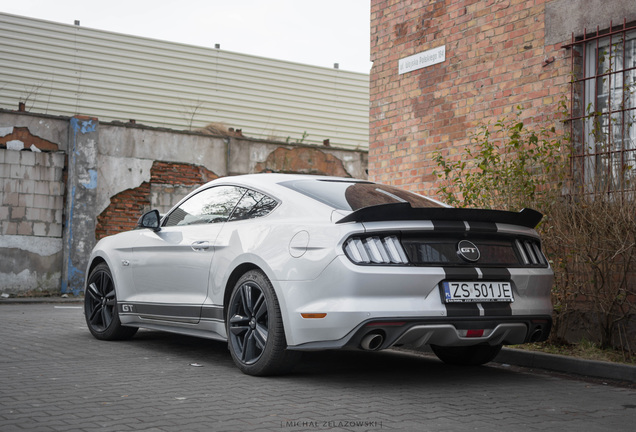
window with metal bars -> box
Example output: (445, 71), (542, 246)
(567, 21), (636, 196)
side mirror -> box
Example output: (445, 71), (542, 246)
(137, 209), (161, 232)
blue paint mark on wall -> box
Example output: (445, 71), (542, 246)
(70, 117), (97, 135)
(80, 169), (98, 189)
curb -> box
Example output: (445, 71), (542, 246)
(496, 347), (636, 384)
(0, 296), (83, 304)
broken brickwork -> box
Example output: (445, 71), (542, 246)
(95, 161), (219, 240)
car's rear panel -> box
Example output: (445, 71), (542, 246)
(282, 215), (553, 351)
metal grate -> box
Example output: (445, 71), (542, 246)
(564, 20), (636, 198)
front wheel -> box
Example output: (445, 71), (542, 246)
(431, 344), (502, 366)
(84, 262), (138, 341)
(226, 270), (300, 376)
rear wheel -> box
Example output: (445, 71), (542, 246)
(84, 262), (137, 341)
(431, 344), (502, 366)
(226, 270), (300, 376)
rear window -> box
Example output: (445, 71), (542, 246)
(280, 179), (443, 211)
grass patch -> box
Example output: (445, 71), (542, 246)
(511, 340), (635, 365)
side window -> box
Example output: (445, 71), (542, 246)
(229, 189), (279, 221)
(164, 186), (245, 227)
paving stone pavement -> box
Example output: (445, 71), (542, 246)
(1, 303), (635, 432)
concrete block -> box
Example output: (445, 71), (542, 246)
(49, 182), (62, 196)
(10, 206), (26, 219)
(33, 194), (48, 209)
(35, 181), (49, 195)
(41, 208), (55, 222)
(17, 221), (33, 235)
(51, 152), (66, 169)
(48, 196), (57, 209)
(20, 151), (36, 166)
(34, 151), (49, 166)
(0, 163), (6, 178)
(19, 179), (35, 194)
(54, 209), (63, 224)
(4, 150), (20, 164)
(26, 207), (41, 221)
(49, 223), (62, 238)
(0, 205), (8, 220)
(54, 167), (63, 181)
(33, 222), (48, 236)
(3, 192), (19, 206)
(0, 150), (5, 164)
(3, 221), (18, 235)
(9, 164), (21, 179)
(53, 195), (63, 210)
(3, 179), (14, 193)
(29, 166), (42, 181)
(24, 194), (34, 208)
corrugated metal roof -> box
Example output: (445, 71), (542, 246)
(0, 12), (369, 149)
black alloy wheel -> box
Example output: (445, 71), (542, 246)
(84, 262), (137, 340)
(227, 270), (300, 376)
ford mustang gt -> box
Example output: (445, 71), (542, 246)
(84, 173), (553, 375)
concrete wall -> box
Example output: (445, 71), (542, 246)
(0, 109), (368, 296)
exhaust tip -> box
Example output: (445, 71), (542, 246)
(529, 328), (543, 342)
(360, 332), (385, 351)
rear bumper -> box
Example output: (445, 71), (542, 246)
(289, 315), (552, 351)
(277, 255), (554, 348)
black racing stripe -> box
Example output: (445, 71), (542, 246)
(478, 268), (512, 316)
(467, 221), (497, 232)
(442, 267), (480, 317)
(478, 268), (511, 281)
(432, 220), (466, 231)
(201, 305), (224, 320)
(446, 303), (481, 317)
(118, 303), (200, 319)
(443, 267), (479, 280)
(481, 302), (512, 316)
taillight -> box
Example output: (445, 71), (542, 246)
(515, 239), (547, 266)
(344, 235), (409, 265)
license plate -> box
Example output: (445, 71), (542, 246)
(442, 281), (514, 303)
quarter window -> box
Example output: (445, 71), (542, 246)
(229, 189), (278, 221)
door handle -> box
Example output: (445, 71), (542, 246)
(191, 241), (211, 251)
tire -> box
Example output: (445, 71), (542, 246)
(431, 344), (502, 366)
(84, 262), (138, 341)
(226, 270), (300, 376)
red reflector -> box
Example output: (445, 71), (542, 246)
(466, 329), (484, 337)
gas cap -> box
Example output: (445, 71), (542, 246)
(289, 231), (310, 258)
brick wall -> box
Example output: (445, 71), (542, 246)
(369, 0), (570, 194)
(95, 161), (219, 240)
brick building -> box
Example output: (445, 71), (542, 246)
(369, 0), (636, 197)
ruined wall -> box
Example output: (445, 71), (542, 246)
(0, 119), (67, 294)
(0, 110), (368, 295)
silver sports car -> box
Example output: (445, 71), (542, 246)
(84, 173), (553, 375)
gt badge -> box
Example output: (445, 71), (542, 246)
(457, 240), (480, 262)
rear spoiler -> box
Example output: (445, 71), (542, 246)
(335, 203), (543, 229)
